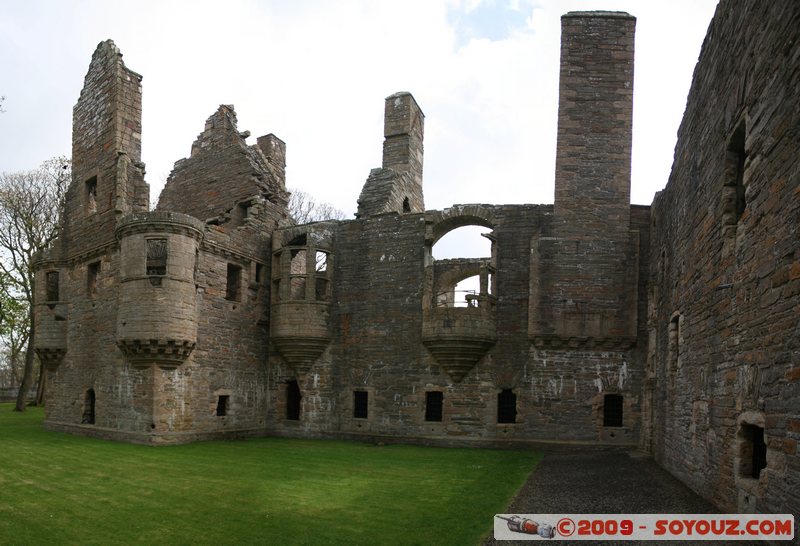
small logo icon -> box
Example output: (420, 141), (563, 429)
(496, 515), (556, 539)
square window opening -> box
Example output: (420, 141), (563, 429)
(226, 263), (242, 301)
(497, 389), (517, 424)
(146, 239), (167, 276)
(353, 391), (368, 419)
(216, 395), (229, 417)
(603, 394), (624, 427)
(425, 391), (443, 422)
(45, 271), (60, 302)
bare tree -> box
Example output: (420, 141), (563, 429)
(288, 188), (347, 224)
(0, 157), (69, 411)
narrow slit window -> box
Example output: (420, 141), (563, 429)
(315, 251), (328, 273)
(85, 176), (97, 213)
(353, 391), (368, 419)
(255, 263), (264, 284)
(603, 394), (624, 427)
(46, 271), (60, 301)
(286, 380), (301, 421)
(146, 239), (167, 276)
(497, 389), (517, 424)
(226, 264), (242, 301)
(216, 395), (229, 417)
(402, 197), (411, 213)
(87, 261), (100, 297)
(425, 391), (443, 422)
(82, 389), (96, 425)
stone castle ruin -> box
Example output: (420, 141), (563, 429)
(33, 1), (799, 516)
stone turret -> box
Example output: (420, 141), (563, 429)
(115, 212), (205, 368)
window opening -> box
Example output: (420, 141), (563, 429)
(87, 261), (100, 297)
(353, 391), (368, 419)
(255, 263), (264, 284)
(290, 249), (307, 274)
(273, 279), (281, 303)
(425, 391), (443, 422)
(46, 271), (60, 301)
(315, 251), (328, 273)
(286, 380), (301, 421)
(226, 264), (242, 301)
(739, 424), (767, 479)
(146, 239), (167, 276)
(82, 389), (96, 424)
(668, 313), (681, 381)
(403, 197), (411, 213)
(315, 278), (329, 301)
(726, 122), (747, 224)
(216, 395), (229, 417)
(288, 234), (307, 246)
(497, 389), (517, 424)
(85, 176), (97, 213)
(603, 394), (623, 427)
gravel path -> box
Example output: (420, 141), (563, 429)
(485, 448), (743, 545)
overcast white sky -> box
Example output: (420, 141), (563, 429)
(1, 0), (718, 219)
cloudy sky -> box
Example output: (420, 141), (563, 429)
(1, 0), (718, 220)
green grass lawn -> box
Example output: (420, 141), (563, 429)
(0, 404), (539, 545)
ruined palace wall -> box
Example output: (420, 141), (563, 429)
(650, 0), (800, 515)
(267, 202), (647, 445)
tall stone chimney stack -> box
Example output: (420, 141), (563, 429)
(553, 12), (635, 240)
(529, 12), (639, 350)
(382, 91), (425, 189)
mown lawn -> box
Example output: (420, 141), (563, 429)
(0, 404), (539, 545)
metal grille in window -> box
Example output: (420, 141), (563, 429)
(353, 391), (368, 419)
(46, 271), (59, 301)
(286, 380), (301, 421)
(425, 391), (443, 422)
(603, 394), (624, 427)
(497, 389), (517, 424)
(146, 239), (167, 276)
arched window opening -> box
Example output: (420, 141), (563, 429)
(432, 225), (492, 260)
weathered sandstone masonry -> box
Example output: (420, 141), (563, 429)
(33, 2), (799, 521)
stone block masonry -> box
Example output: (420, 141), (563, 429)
(32, 2), (799, 521)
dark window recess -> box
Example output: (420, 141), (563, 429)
(216, 395), (229, 417)
(425, 391), (443, 422)
(226, 264), (242, 301)
(315, 277), (329, 301)
(740, 424), (767, 479)
(146, 239), (167, 276)
(273, 279), (281, 303)
(728, 122), (747, 223)
(286, 381), (301, 421)
(497, 389), (517, 424)
(255, 263), (264, 284)
(85, 176), (97, 213)
(403, 197), (411, 213)
(46, 271), (60, 301)
(603, 394), (624, 427)
(288, 233), (307, 246)
(353, 391), (369, 419)
(82, 389), (96, 424)
(87, 261), (100, 296)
